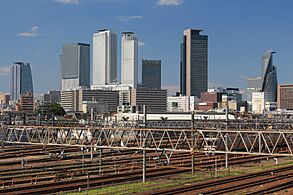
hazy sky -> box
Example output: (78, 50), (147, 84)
(0, 0), (293, 95)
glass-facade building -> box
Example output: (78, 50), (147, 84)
(10, 62), (33, 100)
(261, 50), (278, 102)
(142, 59), (161, 89)
(61, 43), (90, 91)
(180, 29), (208, 98)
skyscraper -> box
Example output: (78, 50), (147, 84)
(61, 43), (90, 91)
(121, 32), (138, 89)
(10, 62), (33, 100)
(92, 29), (117, 86)
(142, 59), (161, 89)
(261, 49), (278, 102)
(180, 29), (208, 98)
(247, 76), (262, 102)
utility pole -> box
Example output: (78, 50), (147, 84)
(191, 152), (195, 174)
(142, 147), (146, 182)
(215, 157), (217, 178)
(90, 108), (94, 127)
(142, 128), (147, 182)
(191, 111), (195, 130)
(86, 173), (89, 194)
(90, 143), (93, 160)
(143, 105), (147, 127)
(225, 134), (228, 169)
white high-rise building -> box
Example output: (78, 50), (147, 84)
(121, 32), (138, 89)
(92, 29), (117, 86)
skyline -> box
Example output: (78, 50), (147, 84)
(1, 0), (293, 95)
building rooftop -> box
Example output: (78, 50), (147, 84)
(122, 32), (134, 34)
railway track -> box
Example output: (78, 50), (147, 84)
(0, 144), (288, 194)
(143, 165), (293, 195)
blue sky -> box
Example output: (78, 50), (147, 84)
(0, 0), (293, 95)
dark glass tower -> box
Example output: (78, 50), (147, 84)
(142, 59), (161, 89)
(261, 49), (277, 102)
(10, 62), (33, 100)
(180, 29), (208, 98)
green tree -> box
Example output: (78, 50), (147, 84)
(48, 103), (66, 116)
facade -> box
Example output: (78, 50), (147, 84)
(82, 101), (108, 114)
(222, 88), (242, 103)
(61, 89), (119, 113)
(278, 84), (293, 110)
(43, 90), (61, 103)
(142, 59), (161, 89)
(252, 92), (265, 114)
(180, 29), (208, 98)
(60, 90), (76, 111)
(91, 84), (132, 106)
(121, 32), (138, 89)
(10, 62), (33, 100)
(0, 94), (10, 105)
(201, 91), (222, 103)
(92, 29), (117, 86)
(130, 88), (167, 113)
(18, 92), (34, 112)
(61, 43), (90, 91)
(199, 91), (222, 111)
(167, 96), (195, 112)
(247, 76), (262, 102)
(261, 49), (278, 102)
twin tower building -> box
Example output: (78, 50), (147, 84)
(61, 30), (138, 91)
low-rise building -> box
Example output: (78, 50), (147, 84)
(0, 93), (10, 105)
(91, 84), (131, 105)
(167, 95), (195, 112)
(252, 92), (265, 114)
(131, 88), (167, 113)
(278, 84), (293, 110)
(82, 100), (108, 114)
(61, 89), (119, 113)
(43, 90), (61, 103)
(18, 92), (34, 112)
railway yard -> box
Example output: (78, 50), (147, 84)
(1, 120), (293, 194)
(0, 144), (292, 194)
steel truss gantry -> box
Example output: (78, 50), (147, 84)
(147, 119), (293, 130)
(2, 126), (293, 158)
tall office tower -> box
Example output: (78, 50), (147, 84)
(247, 76), (262, 102)
(10, 62), (33, 100)
(121, 32), (138, 89)
(261, 49), (278, 102)
(142, 59), (161, 89)
(180, 29), (208, 98)
(92, 29), (117, 85)
(61, 43), (90, 91)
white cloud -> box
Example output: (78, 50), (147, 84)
(0, 67), (10, 75)
(138, 41), (145, 47)
(54, 0), (79, 4)
(157, 0), (183, 6)
(17, 26), (39, 37)
(117, 15), (144, 22)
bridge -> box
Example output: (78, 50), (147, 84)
(2, 125), (293, 157)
